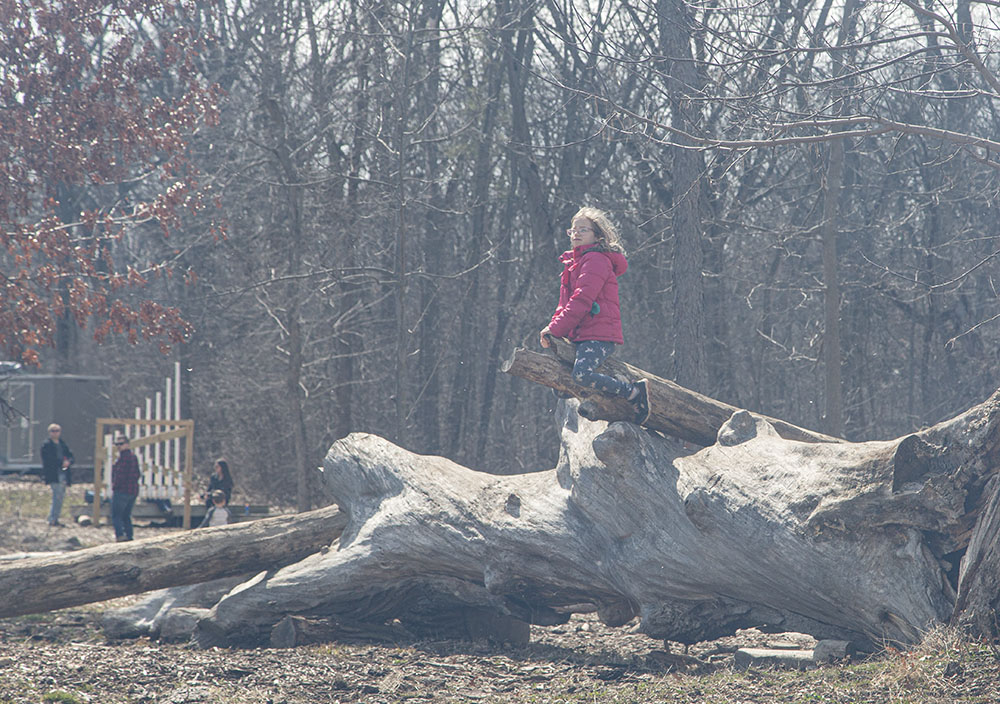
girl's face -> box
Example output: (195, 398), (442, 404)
(567, 217), (598, 248)
(214, 462), (222, 477)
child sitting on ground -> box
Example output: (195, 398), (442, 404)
(198, 489), (231, 528)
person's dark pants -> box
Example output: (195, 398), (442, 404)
(572, 340), (632, 397)
(111, 492), (137, 541)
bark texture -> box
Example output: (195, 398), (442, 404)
(502, 337), (840, 446)
(190, 388), (1000, 648)
(0, 506), (346, 618)
(954, 473), (1000, 635)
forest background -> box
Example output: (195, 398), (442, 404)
(4, 0), (1000, 512)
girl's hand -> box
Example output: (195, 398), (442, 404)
(539, 328), (552, 348)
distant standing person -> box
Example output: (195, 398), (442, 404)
(40, 423), (74, 526)
(111, 434), (140, 542)
(201, 459), (234, 508)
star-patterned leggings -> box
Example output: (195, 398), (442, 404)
(572, 340), (632, 398)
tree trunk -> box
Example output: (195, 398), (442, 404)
(188, 387), (1000, 649)
(818, 0), (860, 437)
(0, 507), (346, 619)
(658, 0), (708, 392)
(820, 136), (845, 437)
(259, 54), (312, 513)
(502, 336), (839, 446)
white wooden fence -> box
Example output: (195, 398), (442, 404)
(92, 362), (196, 528)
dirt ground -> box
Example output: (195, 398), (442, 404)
(2, 475), (998, 704)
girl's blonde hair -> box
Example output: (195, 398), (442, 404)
(573, 207), (625, 254)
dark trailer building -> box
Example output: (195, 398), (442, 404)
(1, 371), (110, 478)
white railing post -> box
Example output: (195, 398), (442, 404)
(154, 391), (162, 469)
(174, 362), (182, 501)
(102, 433), (113, 501)
(165, 378), (173, 472)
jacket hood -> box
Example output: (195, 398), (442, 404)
(560, 245), (627, 276)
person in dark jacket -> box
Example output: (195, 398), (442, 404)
(41, 423), (74, 526)
(111, 434), (140, 542)
(540, 207), (649, 423)
(200, 458), (234, 508)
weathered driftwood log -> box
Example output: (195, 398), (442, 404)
(0, 506), (346, 618)
(102, 575), (250, 640)
(191, 390), (1000, 649)
(954, 473), (1000, 636)
(501, 336), (840, 446)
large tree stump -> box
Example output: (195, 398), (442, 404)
(190, 389), (1000, 649)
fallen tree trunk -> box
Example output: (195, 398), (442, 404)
(501, 336), (840, 446)
(190, 389), (1000, 649)
(7, 353), (1000, 653)
(0, 505), (346, 618)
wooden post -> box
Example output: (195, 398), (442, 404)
(154, 391), (162, 468)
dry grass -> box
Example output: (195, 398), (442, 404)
(858, 626), (998, 703)
(1, 615), (997, 703)
(0, 476), (51, 518)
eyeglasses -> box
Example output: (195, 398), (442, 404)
(114, 441), (127, 446)
(567, 227), (594, 235)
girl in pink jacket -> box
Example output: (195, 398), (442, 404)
(540, 207), (649, 423)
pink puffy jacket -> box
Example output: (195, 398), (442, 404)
(547, 244), (628, 344)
